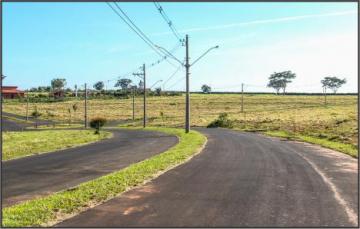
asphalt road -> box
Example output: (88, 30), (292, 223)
(1, 118), (29, 131)
(2, 129), (178, 206)
(58, 128), (358, 227)
(2, 112), (55, 131)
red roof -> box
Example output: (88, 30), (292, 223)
(2, 86), (24, 94)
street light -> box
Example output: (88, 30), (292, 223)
(156, 37), (219, 133)
(191, 45), (219, 66)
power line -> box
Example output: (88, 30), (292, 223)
(148, 42), (182, 69)
(153, 2), (183, 43)
(106, 2), (177, 68)
(162, 63), (184, 90)
(167, 76), (185, 90)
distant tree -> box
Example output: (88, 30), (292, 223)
(267, 71), (296, 94)
(138, 80), (144, 89)
(321, 76), (346, 93)
(155, 87), (162, 96)
(115, 78), (132, 90)
(51, 78), (66, 91)
(74, 84), (78, 97)
(72, 103), (78, 122)
(93, 81), (104, 91)
(201, 84), (211, 93)
(65, 88), (72, 93)
(31, 106), (42, 128)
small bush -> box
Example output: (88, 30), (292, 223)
(90, 117), (107, 134)
(207, 113), (234, 128)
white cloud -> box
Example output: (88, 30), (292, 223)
(152, 10), (357, 36)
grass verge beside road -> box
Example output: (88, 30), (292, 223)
(26, 123), (84, 130)
(264, 130), (358, 158)
(2, 130), (112, 161)
(2, 127), (206, 227)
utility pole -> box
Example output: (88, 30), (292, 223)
(143, 64), (146, 128)
(241, 83), (244, 113)
(323, 86), (327, 105)
(185, 34), (190, 133)
(133, 64), (146, 128)
(84, 83), (88, 128)
(155, 36), (219, 133)
(26, 90), (29, 121)
(132, 87), (135, 121)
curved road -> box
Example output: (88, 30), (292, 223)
(58, 128), (358, 227)
(3, 129), (178, 206)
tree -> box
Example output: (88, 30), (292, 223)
(267, 71), (296, 94)
(201, 84), (211, 93)
(90, 117), (107, 134)
(155, 87), (162, 96)
(138, 80), (144, 89)
(321, 76), (346, 93)
(51, 78), (66, 91)
(114, 78), (132, 90)
(74, 84), (78, 97)
(31, 106), (42, 128)
(93, 81), (104, 91)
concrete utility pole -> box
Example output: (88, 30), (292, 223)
(185, 35), (190, 133)
(155, 36), (219, 133)
(143, 64), (146, 128)
(241, 83), (244, 113)
(133, 64), (146, 128)
(26, 90), (29, 121)
(84, 83), (88, 128)
(132, 87), (135, 121)
(323, 86), (327, 105)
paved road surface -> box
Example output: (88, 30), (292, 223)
(58, 128), (358, 227)
(1, 118), (29, 131)
(3, 129), (178, 206)
(2, 112), (56, 131)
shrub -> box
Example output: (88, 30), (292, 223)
(207, 113), (234, 128)
(90, 117), (107, 134)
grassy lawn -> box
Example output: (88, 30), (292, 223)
(264, 130), (358, 158)
(2, 127), (206, 227)
(2, 130), (112, 161)
(3, 94), (357, 149)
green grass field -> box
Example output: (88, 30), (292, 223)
(2, 130), (112, 161)
(3, 94), (357, 153)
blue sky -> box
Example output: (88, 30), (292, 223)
(3, 2), (358, 92)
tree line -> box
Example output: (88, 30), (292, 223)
(200, 71), (346, 94)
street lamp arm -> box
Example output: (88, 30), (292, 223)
(154, 45), (184, 66)
(190, 45), (219, 67)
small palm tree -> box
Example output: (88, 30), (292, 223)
(31, 106), (42, 128)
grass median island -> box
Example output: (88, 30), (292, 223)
(2, 127), (207, 227)
(2, 130), (112, 161)
(264, 130), (358, 158)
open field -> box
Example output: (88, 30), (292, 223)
(3, 130), (112, 161)
(3, 94), (357, 151)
